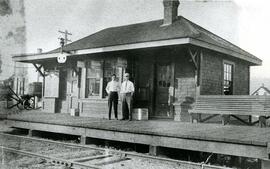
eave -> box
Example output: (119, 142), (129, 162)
(189, 38), (262, 66)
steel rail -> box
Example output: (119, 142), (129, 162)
(0, 132), (232, 169)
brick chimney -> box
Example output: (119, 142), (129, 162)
(162, 0), (180, 26)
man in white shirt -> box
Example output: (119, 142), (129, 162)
(120, 73), (135, 121)
(106, 74), (120, 120)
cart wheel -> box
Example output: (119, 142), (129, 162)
(23, 98), (35, 110)
(16, 102), (24, 110)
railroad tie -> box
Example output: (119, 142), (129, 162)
(93, 154), (129, 166)
(71, 154), (113, 163)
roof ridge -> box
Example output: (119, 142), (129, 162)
(48, 19), (164, 53)
(48, 27), (116, 53)
(107, 19), (163, 29)
(40, 15), (260, 65)
(49, 16), (251, 56)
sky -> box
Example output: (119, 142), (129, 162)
(23, 0), (270, 82)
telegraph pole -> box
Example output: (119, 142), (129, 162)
(57, 30), (72, 63)
(58, 30), (72, 45)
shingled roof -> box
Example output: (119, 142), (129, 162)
(14, 16), (261, 65)
(46, 16), (261, 65)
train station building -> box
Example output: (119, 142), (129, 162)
(13, 0), (261, 121)
(9, 1), (270, 168)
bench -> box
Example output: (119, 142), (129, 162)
(189, 95), (270, 127)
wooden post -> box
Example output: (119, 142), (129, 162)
(80, 68), (86, 98)
(198, 113), (202, 122)
(80, 136), (87, 145)
(190, 113), (201, 123)
(248, 115), (252, 124)
(149, 145), (160, 156)
(259, 116), (267, 128)
(28, 130), (35, 137)
(79, 100), (83, 115)
(99, 60), (104, 99)
(77, 62), (86, 115)
(171, 61), (175, 118)
(221, 115), (230, 125)
(190, 113), (194, 123)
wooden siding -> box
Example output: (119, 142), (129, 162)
(200, 49), (250, 95)
(42, 98), (56, 113)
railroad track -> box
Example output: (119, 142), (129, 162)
(0, 132), (232, 169)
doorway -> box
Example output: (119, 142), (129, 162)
(67, 69), (79, 112)
(57, 69), (68, 113)
(154, 62), (174, 119)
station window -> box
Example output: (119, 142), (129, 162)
(85, 58), (126, 98)
(86, 61), (102, 97)
(103, 60), (124, 97)
(223, 63), (233, 95)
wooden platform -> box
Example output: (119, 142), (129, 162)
(5, 111), (270, 164)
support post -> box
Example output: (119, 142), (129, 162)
(248, 115), (252, 124)
(80, 136), (87, 145)
(221, 115), (230, 125)
(198, 113), (202, 122)
(190, 113), (201, 123)
(259, 116), (267, 128)
(149, 145), (160, 156)
(190, 113), (194, 123)
(28, 129), (36, 137)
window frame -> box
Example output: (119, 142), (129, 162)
(83, 58), (126, 100)
(222, 60), (235, 95)
(85, 60), (103, 99)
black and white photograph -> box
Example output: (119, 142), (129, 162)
(1, 0), (270, 168)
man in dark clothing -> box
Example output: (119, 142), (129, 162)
(106, 74), (120, 120)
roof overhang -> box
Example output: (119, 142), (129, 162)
(189, 38), (262, 66)
(13, 37), (262, 65)
(13, 52), (60, 63)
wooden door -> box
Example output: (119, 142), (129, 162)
(67, 69), (78, 112)
(154, 63), (173, 118)
(58, 70), (68, 113)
